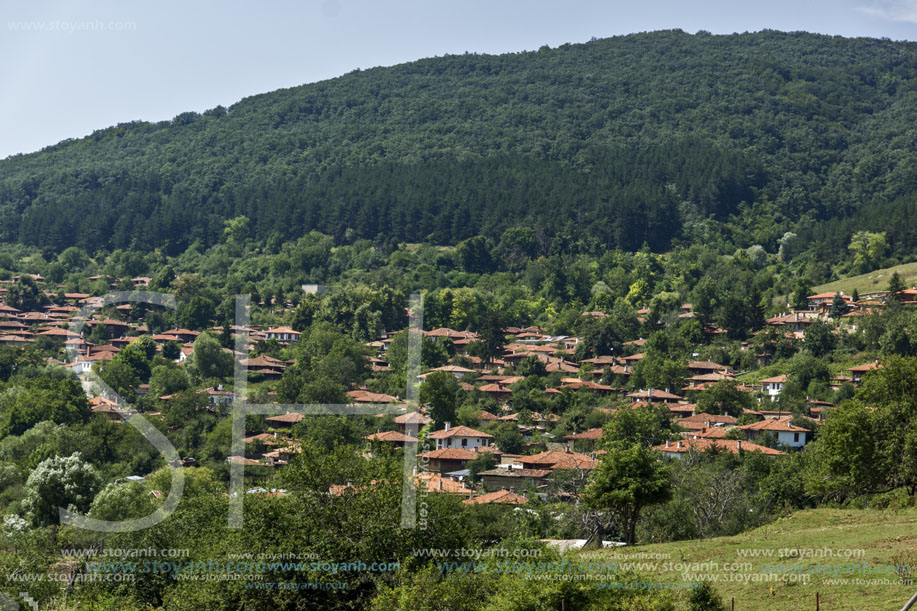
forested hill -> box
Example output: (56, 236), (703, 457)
(2, 29), (917, 257)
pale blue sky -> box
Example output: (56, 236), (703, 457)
(1, 0), (916, 159)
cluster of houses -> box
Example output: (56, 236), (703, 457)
(0, 278), (900, 506)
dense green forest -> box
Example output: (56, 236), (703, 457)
(2, 29), (917, 265)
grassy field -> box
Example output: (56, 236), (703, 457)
(574, 507), (917, 610)
(813, 262), (917, 296)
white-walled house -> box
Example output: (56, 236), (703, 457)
(737, 418), (810, 449)
(428, 424), (493, 450)
(263, 326), (301, 344)
(759, 374), (787, 402)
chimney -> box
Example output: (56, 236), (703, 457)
(737, 440), (742, 451)
(648, 388), (653, 398)
(438, 479), (443, 490)
(444, 422), (451, 432)
(676, 441), (682, 449)
(665, 440), (670, 448)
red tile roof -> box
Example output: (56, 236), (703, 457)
(654, 438), (784, 456)
(428, 425), (493, 439)
(463, 490), (528, 505)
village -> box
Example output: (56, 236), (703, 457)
(0, 273), (899, 507)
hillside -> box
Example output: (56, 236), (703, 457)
(2, 30), (917, 258)
(813, 261), (917, 296)
(581, 506), (917, 610)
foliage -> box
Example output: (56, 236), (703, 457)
(583, 442), (672, 545)
(22, 452), (101, 526)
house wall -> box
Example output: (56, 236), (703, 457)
(436, 436), (490, 450)
(777, 430), (807, 449)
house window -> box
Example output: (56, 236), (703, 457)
(793, 433), (799, 443)
(461, 438), (467, 447)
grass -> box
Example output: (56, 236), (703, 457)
(574, 506), (917, 610)
(813, 261), (917, 296)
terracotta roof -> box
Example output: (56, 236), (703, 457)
(759, 374), (788, 384)
(679, 413), (737, 425)
(428, 425), (493, 439)
(478, 468), (551, 478)
(265, 413), (304, 424)
(581, 355), (617, 365)
(428, 365), (475, 373)
(686, 427), (729, 439)
(415, 472), (471, 493)
(347, 389), (399, 403)
(265, 326), (301, 335)
(737, 418), (809, 433)
(848, 361), (882, 373)
(463, 490), (529, 505)
(419, 448), (487, 460)
(364, 431), (419, 443)
(393, 412), (432, 425)
(807, 292), (847, 300)
(626, 389), (683, 401)
(563, 428), (604, 441)
(478, 383), (512, 393)
(519, 451), (596, 470)
(688, 360), (729, 371)
(654, 438), (784, 456)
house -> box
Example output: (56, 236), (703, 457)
(415, 472), (472, 494)
(393, 411), (432, 433)
(419, 447), (499, 474)
(737, 418), (810, 449)
(562, 428), (604, 451)
(684, 372), (732, 389)
(477, 410), (501, 427)
(766, 312), (818, 334)
(518, 450), (596, 471)
(848, 361), (881, 386)
(807, 292), (846, 310)
(687, 360), (732, 376)
(428, 424), (493, 450)
(675, 413), (737, 431)
(625, 389), (684, 404)
(478, 468), (551, 493)
(759, 374), (787, 402)
(262, 326), (301, 344)
(425, 328), (478, 343)
(162, 328), (200, 343)
(264, 413), (304, 428)
(364, 431), (418, 448)
(347, 389), (400, 404)
(203, 386), (237, 407)
(477, 383), (514, 402)
(654, 438), (784, 458)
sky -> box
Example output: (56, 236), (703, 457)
(1, 0), (916, 160)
